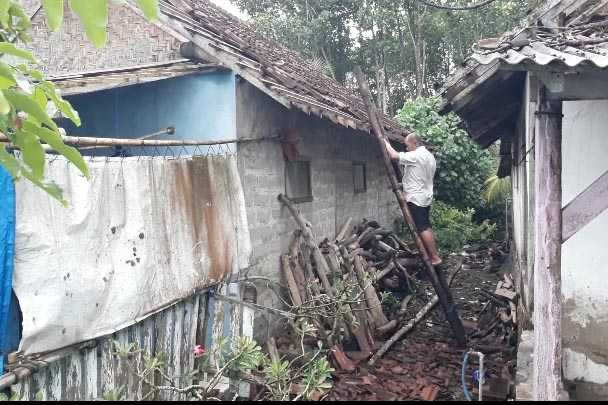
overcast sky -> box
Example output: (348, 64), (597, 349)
(209, 0), (247, 19)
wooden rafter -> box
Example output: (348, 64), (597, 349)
(562, 169), (608, 243)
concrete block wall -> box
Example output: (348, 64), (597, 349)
(235, 80), (398, 338)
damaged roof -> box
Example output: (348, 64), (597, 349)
(28, 0), (408, 142)
(441, 0), (608, 153)
(157, 0), (409, 142)
(50, 60), (220, 96)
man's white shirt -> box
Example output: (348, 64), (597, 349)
(398, 146), (436, 207)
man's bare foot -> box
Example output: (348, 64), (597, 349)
(431, 258), (443, 267)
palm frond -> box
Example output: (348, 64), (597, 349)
(483, 174), (512, 205)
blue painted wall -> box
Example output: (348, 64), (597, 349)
(61, 71), (236, 146)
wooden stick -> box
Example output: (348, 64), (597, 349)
(353, 255), (390, 329)
(335, 217), (353, 242)
(376, 261), (396, 280)
(288, 232), (309, 302)
(341, 251), (374, 353)
(354, 66), (466, 347)
(278, 194), (335, 297)
(281, 255), (303, 307)
(0, 133), (278, 147)
(368, 264), (462, 366)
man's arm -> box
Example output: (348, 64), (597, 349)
(383, 139), (401, 161)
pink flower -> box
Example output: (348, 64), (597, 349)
(193, 345), (206, 358)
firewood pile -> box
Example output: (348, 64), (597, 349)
(277, 194), (442, 370)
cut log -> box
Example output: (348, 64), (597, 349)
(376, 261), (396, 280)
(342, 248), (375, 353)
(336, 217), (353, 242)
(290, 256), (309, 304)
(377, 320), (398, 335)
(279, 194), (335, 297)
(353, 255), (390, 329)
(281, 255), (303, 307)
(331, 346), (357, 372)
(398, 295), (414, 316)
(377, 240), (396, 253)
(389, 235), (416, 256)
(368, 264), (462, 366)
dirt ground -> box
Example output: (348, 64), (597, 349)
(327, 244), (516, 401)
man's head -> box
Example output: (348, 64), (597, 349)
(405, 133), (419, 152)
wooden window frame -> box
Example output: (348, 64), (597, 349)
(285, 159), (313, 204)
(353, 161), (367, 194)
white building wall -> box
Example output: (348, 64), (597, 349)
(561, 100), (608, 384)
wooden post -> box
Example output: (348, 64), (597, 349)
(533, 84), (564, 401)
(354, 67), (466, 347)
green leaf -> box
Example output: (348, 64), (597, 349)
(137, 0), (158, 21)
(30, 176), (66, 205)
(13, 129), (45, 179)
(33, 87), (47, 110)
(10, 3), (32, 32)
(41, 0), (64, 31)
(0, 62), (17, 89)
(69, 0), (108, 47)
(0, 0), (10, 26)
(0, 145), (21, 179)
(3, 89), (58, 130)
(0, 89), (10, 115)
(38, 81), (80, 125)
(23, 121), (88, 178)
(0, 43), (37, 63)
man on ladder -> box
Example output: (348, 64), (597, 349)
(383, 134), (442, 267)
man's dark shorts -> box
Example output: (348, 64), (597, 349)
(408, 202), (432, 232)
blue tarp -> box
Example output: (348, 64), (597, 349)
(0, 167), (16, 375)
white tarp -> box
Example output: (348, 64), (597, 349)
(14, 155), (251, 355)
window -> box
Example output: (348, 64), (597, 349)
(353, 162), (367, 194)
(285, 160), (313, 203)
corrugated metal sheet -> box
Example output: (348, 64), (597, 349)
(9, 288), (248, 401)
(471, 40), (608, 68)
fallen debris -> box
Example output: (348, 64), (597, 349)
(278, 194), (426, 370)
(327, 241), (517, 402)
(368, 262), (462, 366)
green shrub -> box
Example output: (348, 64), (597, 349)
(431, 201), (496, 252)
(395, 97), (496, 210)
(396, 201), (497, 253)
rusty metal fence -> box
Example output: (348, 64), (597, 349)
(7, 285), (249, 401)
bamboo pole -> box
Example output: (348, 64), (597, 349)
(368, 263), (462, 366)
(354, 66), (466, 347)
(0, 134), (279, 148)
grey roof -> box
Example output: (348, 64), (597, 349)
(469, 23), (608, 69)
(441, 0), (608, 152)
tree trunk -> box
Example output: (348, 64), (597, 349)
(533, 84), (564, 401)
(407, 5), (426, 98)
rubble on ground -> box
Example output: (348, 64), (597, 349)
(259, 202), (517, 401)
